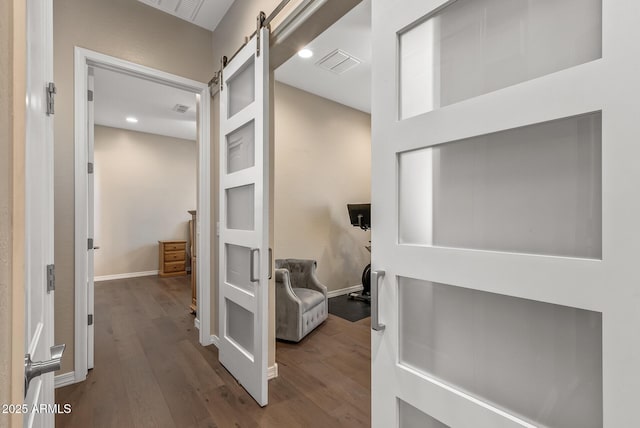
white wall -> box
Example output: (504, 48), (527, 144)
(94, 125), (196, 278)
(274, 82), (371, 292)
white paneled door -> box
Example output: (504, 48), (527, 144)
(219, 26), (270, 407)
(371, 0), (640, 427)
(24, 0), (57, 426)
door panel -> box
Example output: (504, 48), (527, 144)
(372, 0), (640, 427)
(226, 244), (256, 293)
(24, 0), (55, 426)
(227, 59), (256, 117)
(226, 120), (256, 173)
(399, 399), (449, 428)
(219, 26), (270, 407)
(398, 112), (602, 258)
(398, 277), (602, 428)
(227, 185), (256, 230)
(398, 0), (602, 119)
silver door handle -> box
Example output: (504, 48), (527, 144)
(371, 270), (385, 332)
(24, 344), (65, 396)
(250, 248), (259, 282)
(93, 246), (100, 250)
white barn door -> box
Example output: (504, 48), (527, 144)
(218, 26), (270, 406)
(371, 0), (640, 427)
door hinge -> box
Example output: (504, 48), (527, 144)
(88, 238), (94, 250)
(88, 314), (93, 326)
(88, 162), (94, 174)
(46, 82), (56, 115)
(87, 89), (93, 102)
(46, 264), (55, 293)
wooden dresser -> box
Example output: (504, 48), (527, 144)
(158, 240), (187, 277)
(188, 210), (197, 314)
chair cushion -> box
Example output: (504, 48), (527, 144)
(292, 288), (325, 311)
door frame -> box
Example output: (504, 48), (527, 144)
(70, 47), (212, 385)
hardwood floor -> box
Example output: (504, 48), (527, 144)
(55, 275), (371, 428)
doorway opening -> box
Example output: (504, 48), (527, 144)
(274, 0), (373, 323)
(69, 49), (211, 385)
(271, 0), (373, 424)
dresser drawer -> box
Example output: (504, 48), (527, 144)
(164, 250), (185, 262)
(164, 242), (186, 252)
(164, 261), (185, 273)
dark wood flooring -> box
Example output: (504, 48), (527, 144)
(55, 275), (371, 428)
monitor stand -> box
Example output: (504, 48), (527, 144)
(349, 262), (371, 303)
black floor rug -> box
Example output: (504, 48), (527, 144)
(328, 294), (371, 322)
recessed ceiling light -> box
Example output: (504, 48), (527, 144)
(126, 117), (138, 123)
(298, 48), (313, 59)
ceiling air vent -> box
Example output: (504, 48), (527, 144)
(175, 0), (203, 20)
(138, 0), (203, 22)
(316, 49), (361, 75)
(172, 104), (190, 113)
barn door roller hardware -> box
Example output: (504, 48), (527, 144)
(208, 0), (293, 96)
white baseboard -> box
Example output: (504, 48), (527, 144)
(54, 372), (76, 389)
(210, 334), (220, 348)
(268, 363), (278, 380)
(94, 270), (158, 282)
(327, 284), (363, 298)
(196, 333), (215, 347)
(194, 317), (200, 330)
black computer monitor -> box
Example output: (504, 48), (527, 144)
(347, 203), (371, 230)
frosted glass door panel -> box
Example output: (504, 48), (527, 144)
(227, 121), (255, 174)
(227, 184), (255, 231)
(226, 299), (254, 356)
(399, 112), (602, 259)
(399, 0), (602, 118)
(398, 148), (433, 245)
(226, 244), (254, 293)
(399, 400), (449, 428)
(227, 59), (255, 118)
(399, 18), (439, 120)
(399, 277), (602, 428)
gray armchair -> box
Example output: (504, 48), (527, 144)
(275, 259), (328, 342)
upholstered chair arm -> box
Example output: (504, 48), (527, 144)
(275, 268), (303, 340)
(275, 269), (301, 305)
(307, 271), (327, 297)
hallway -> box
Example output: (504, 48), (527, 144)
(55, 275), (370, 427)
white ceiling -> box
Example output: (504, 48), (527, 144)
(137, 0), (235, 31)
(274, 0), (371, 113)
(93, 67), (197, 141)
